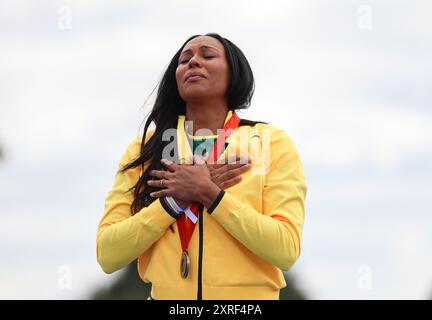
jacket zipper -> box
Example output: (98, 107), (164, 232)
(197, 204), (204, 300)
(197, 142), (229, 300)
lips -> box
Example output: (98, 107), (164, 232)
(185, 71), (206, 82)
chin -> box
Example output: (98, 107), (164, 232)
(182, 89), (209, 100)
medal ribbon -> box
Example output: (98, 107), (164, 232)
(176, 111), (240, 254)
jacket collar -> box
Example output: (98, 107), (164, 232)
(177, 110), (234, 164)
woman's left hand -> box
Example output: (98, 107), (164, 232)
(147, 158), (220, 205)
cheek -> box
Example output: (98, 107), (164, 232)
(212, 63), (230, 88)
(175, 67), (184, 90)
(175, 68), (181, 83)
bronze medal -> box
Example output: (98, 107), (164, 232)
(180, 250), (190, 278)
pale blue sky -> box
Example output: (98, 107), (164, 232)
(1, 0), (431, 299)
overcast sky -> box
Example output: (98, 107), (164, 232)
(1, 0), (431, 299)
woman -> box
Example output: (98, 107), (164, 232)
(97, 33), (307, 300)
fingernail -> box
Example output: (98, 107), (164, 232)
(161, 159), (172, 165)
(150, 192), (156, 197)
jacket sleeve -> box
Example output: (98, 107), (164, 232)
(96, 135), (178, 274)
(209, 128), (307, 271)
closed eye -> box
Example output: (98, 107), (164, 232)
(179, 56), (215, 64)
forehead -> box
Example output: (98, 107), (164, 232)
(181, 36), (224, 53)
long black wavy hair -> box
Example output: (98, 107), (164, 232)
(121, 32), (265, 215)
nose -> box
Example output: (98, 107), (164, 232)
(188, 54), (202, 68)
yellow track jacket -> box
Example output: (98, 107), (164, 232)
(97, 112), (307, 300)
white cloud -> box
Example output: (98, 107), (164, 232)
(298, 218), (432, 299)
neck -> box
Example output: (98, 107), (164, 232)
(185, 103), (229, 136)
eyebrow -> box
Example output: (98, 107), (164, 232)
(180, 45), (220, 57)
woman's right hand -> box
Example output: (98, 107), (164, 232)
(200, 155), (251, 190)
(175, 157), (250, 208)
(152, 156), (251, 209)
